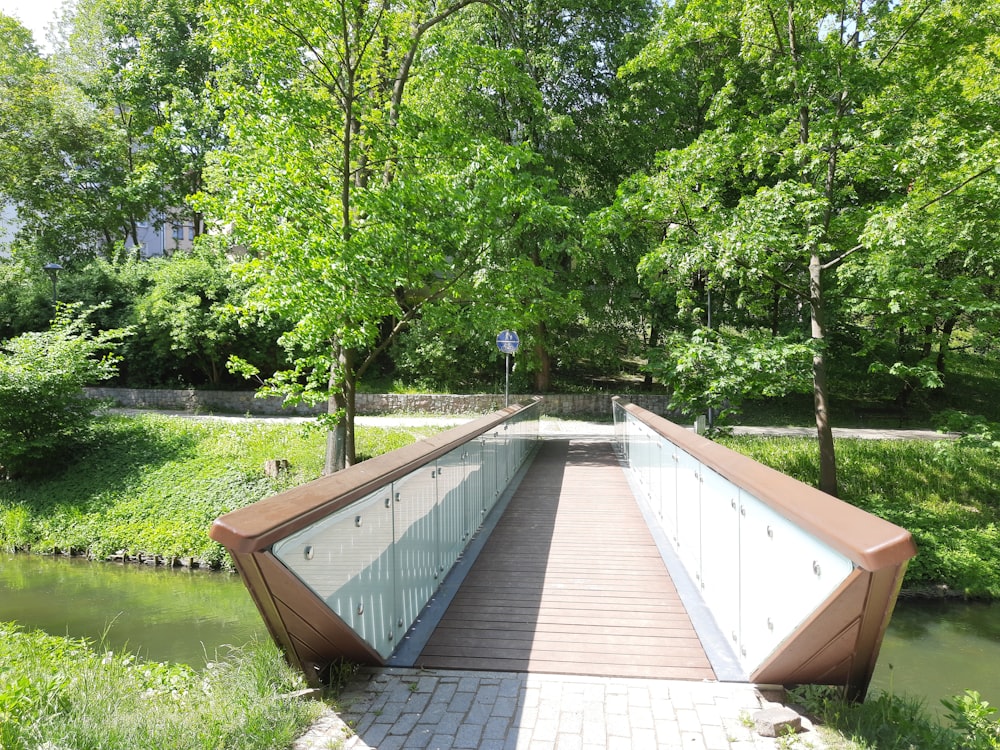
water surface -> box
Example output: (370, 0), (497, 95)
(3, 551), (999, 717)
(870, 598), (1000, 715)
(0, 552), (265, 665)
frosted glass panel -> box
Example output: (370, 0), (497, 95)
(738, 490), (854, 667)
(272, 487), (396, 657)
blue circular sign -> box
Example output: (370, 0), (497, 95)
(496, 330), (519, 354)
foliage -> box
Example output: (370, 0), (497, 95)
(0, 622), (323, 750)
(792, 685), (999, 750)
(606, 0), (1000, 495)
(0, 15), (143, 259)
(0, 414), (441, 565)
(718, 436), (1000, 597)
(941, 691), (1000, 750)
(133, 245), (284, 387)
(0, 304), (127, 478)
(646, 327), (814, 419)
(0, 254), (53, 339)
(62, 0), (224, 240)
(202, 0), (535, 469)
(934, 410), (1000, 451)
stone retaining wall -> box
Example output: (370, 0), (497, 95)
(85, 387), (675, 418)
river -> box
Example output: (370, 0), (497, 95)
(0, 552), (264, 665)
(1, 553), (997, 715)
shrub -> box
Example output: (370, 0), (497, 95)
(0, 304), (127, 478)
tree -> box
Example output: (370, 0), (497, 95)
(0, 305), (127, 478)
(410, 0), (661, 391)
(59, 0), (224, 245)
(203, 0), (533, 472)
(0, 14), (143, 259)
(610, 0), (1000, 496)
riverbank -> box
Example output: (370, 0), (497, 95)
(4, 411), (998, 748)
(0, 622), (323, 750)
(2, 411), (996, 595)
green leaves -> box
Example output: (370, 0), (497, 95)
(0, 304), (128, 478)
(647, 326), (814, 418)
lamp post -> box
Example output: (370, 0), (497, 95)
(43, 262), (63, 303)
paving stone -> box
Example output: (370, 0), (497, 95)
(484, 715), (511, 740)
(290, 669), (830, 750)
(453, 723), (484, 749)
(447, 690), (475, 714)
(754, 706), (803, 738)
(491, 695), (518, 718)
(555, 733), (584, 750)
(499, 677), (523, 698)
(388, 712), (421, 735)
(532, 718), (559, 743)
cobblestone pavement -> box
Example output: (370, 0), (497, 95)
(292, 668), (828, 750)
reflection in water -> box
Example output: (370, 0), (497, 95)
(0, 552), (265, 665)
(871, 598), (1000, 716)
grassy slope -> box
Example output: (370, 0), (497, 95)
(0, 414), (439, 568)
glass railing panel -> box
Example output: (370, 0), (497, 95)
(697, 466), (742, 644)
(480, 430), (502, 513)
(393, 465), (441, 641)
(675, 449), (702, 576)
(737, 488), (855, 669)
(271, 486), (396, 658)
(436, 445), (469, 572)
(463, 439), (486, 529)
(658, 437), (679, 541)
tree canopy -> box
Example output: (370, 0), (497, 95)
(2, 0), (999, 490)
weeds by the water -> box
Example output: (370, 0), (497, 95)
(791, 684), (1000, 750)
(0, 622), (324, 750)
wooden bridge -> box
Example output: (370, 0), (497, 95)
(416, 437), (714, 680)
(210, 400), (916, 700)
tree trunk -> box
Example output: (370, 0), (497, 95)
(936, 316), (957, 375)
(323, 344), (357, 474)
(643, 323), (660, 390)
(810, 253), (838, 497)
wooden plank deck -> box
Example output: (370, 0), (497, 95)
(416, 438), (716, 680)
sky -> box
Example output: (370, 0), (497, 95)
(0, 0), (65, 51)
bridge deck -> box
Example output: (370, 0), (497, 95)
(417, 438), (716, 680)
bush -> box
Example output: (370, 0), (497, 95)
(0, 305), (127, 478)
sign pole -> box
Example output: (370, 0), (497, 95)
(505, 353), (511, 407)
(496, 330), (520, 408)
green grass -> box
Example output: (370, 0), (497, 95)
(717, 436), (1000, 597)
(791, 684), (1000, 750)
(0, 414), (442, 568)
(0, 622), (326, 750)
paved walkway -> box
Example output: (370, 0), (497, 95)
(292, 667), (827, 750)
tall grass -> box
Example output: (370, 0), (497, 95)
(0, 622), (325, 750)
(792, 684), (1000, 750)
